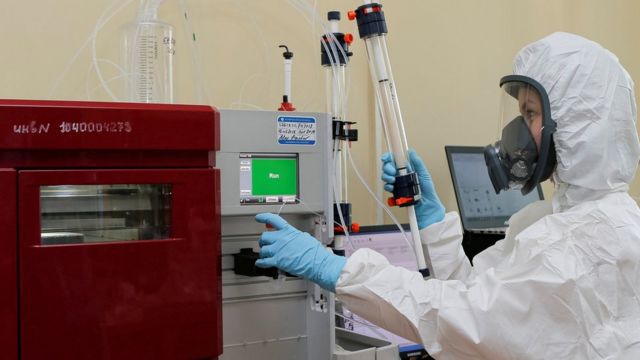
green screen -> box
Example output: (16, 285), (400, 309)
(251, 158), (297, 196)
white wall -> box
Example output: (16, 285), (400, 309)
(1, 0), (639, 225)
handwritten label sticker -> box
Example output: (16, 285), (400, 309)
(277, 116), (316, 145)
(11, 121), (133, 135)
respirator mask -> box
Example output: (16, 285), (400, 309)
(484, 75), (557, 195)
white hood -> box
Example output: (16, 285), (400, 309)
(512, 32), (640, 211)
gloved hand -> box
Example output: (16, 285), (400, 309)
(255, 213), (346, 292)
(381, 149), (445, 229)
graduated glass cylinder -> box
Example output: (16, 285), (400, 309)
(122, 19), (175, 103)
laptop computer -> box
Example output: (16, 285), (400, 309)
(342, 225), (432, 359)
(444, 146), (544, 235)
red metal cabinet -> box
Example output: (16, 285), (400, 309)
(0, 100), (222, 359)
(0, 169), (17, 360)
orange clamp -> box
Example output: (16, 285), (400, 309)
(351, 223), (360, 233)
(347, 10), (357, 21)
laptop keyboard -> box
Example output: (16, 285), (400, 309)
(469, 227), (506, 234)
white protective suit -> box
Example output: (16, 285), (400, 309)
(336, 32), (640, 359)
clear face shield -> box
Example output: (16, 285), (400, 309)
(484, 75), (557, 195)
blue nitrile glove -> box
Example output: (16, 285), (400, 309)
(381, 149), (445, 229)
(255, 213), (347, 292)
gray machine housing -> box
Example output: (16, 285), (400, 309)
(217, 109), (334, 360)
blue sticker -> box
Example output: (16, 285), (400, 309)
(277, 116), (317, 145)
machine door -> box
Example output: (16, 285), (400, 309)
(18, 169), (221, 360)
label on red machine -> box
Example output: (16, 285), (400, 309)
(0, 100), (218, 151)
(277, 116), (316, 145)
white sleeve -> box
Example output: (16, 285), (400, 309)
(335, 246), (582, 359)
(420, 212), (474, 282)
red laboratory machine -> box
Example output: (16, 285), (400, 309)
(0, 99), (222, 359)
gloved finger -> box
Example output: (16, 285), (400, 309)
(381, 169), (396, 185)
(381, 152), (393, 164)
(384, 183), (394, 193)
(381, 153), (397, 175)
(408, 150), (431, 179)
(255, 213), (289, 230)
(382, 159), (397, 177)
(258, 230), (282, 246)
(259, 244), (275, 258)
(255, 258), (276, 268)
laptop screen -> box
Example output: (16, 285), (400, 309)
(342, 225), (424, 353)
(445, 146), (543, 231)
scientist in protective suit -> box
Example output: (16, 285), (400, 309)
(255, 32), (640, 359)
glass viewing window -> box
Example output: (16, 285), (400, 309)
(40, 184), (172, 245)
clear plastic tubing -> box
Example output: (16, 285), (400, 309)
(323, 11), (352, 254)
(123, 2), (175, 103)
(283, 56), (292, 102)
(326, 53), (347, 253)
(325, 64), (347, 198)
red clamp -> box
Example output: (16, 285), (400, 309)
(278, 102), (296, 111)
(387, 196), (413, 207)
(334, 223), (360, 234)
(344, 33), (354, 45)
(348, 5), (382, 20)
